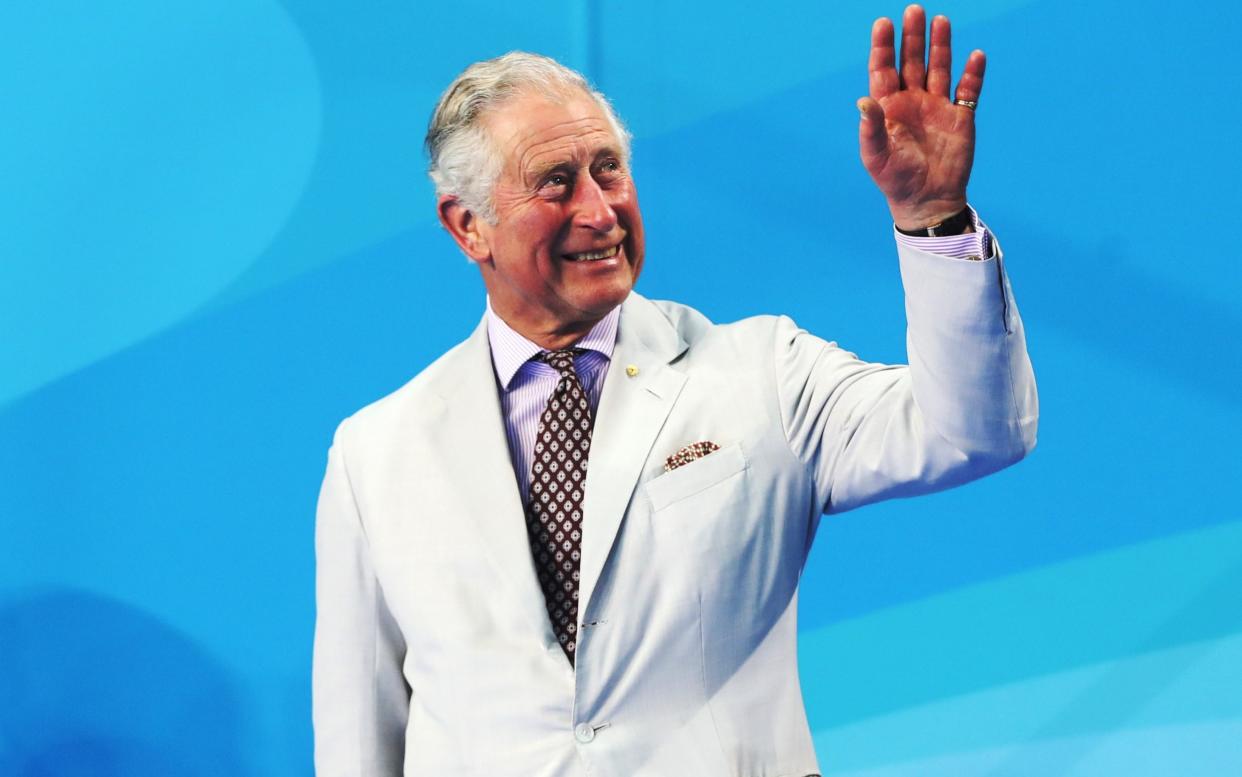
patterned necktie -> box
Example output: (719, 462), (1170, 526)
(525, 348), (593, 664)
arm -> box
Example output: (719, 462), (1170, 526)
(313, 424), (409, 776)
(777, 5), (1036, 512)
(777, 238), (1036, 513)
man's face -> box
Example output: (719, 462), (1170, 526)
(469, 89), (644, 341)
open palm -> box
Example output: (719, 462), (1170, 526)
(858, 5), (985, 230)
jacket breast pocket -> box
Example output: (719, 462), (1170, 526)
(644, 442), (748, 514)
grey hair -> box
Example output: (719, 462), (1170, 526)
(425, 51), (631, 223)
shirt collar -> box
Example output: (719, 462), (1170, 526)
(485, 298), (621, 390)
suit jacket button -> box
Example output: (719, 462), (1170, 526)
(574, 723), (596, 743)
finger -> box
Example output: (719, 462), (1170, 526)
(899, 4), (927, 90)
(869, 17), (899, 101)
(857, 97), (889, 163)
(954, 49), (987, 105)
(926, 15), (952, 98)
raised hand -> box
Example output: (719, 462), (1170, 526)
(857, 5), (985, 230)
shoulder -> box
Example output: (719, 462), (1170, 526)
(636, 294), (806, 355)
(331, 321), (484, 451)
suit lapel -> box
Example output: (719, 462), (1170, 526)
(426, 317), (558, 645)
(424, 296), (689, 647)
(578, 293), (688, 619)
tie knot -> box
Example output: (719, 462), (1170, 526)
(539, 348), (581, 376)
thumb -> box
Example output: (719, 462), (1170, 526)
(857, 97), (888, 161)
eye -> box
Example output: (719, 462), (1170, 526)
(540, 173), (570, 192)
(596, 159), (623, 179)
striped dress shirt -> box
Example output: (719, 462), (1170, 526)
(485, 216), (994, 505)
(486, 300), (618, 506)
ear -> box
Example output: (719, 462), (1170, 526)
(438, 195), (492, 264)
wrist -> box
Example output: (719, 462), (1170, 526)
(893, 204), (974, 237)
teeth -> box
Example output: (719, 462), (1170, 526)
(566, 244), (620, 262)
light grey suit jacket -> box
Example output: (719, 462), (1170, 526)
(313, 242), (1038, 776)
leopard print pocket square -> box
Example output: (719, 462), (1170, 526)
(664, 441), (721, 472)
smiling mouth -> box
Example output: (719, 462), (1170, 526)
(563, 244), (622, 262)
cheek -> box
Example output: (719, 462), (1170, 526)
(615, 185), (642, 229)
(508, 208), (568, 253)
(619, 193), (644, 244)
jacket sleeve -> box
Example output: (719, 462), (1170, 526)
(313, 422), (410, 775)
(776, 240), (1038, 514)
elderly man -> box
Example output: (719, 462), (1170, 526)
(313, 6), (1037, 776)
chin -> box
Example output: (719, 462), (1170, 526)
(575, 281), (632, 317)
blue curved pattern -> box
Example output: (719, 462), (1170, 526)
(802, 522), (1242, 773)
(0, 1), (322, 407)
(0, 589), (250, 775)
(1, 0), (1239, 773)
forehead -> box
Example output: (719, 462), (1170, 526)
(484, 90), (621, 180)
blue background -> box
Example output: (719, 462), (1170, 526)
(2, 1), (1240, 774)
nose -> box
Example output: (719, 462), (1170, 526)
(571, 175), (618, 233)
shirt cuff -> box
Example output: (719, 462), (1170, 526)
(893, 205), (994, 261)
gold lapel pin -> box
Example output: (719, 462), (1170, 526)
(625, 365), (639, 377)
